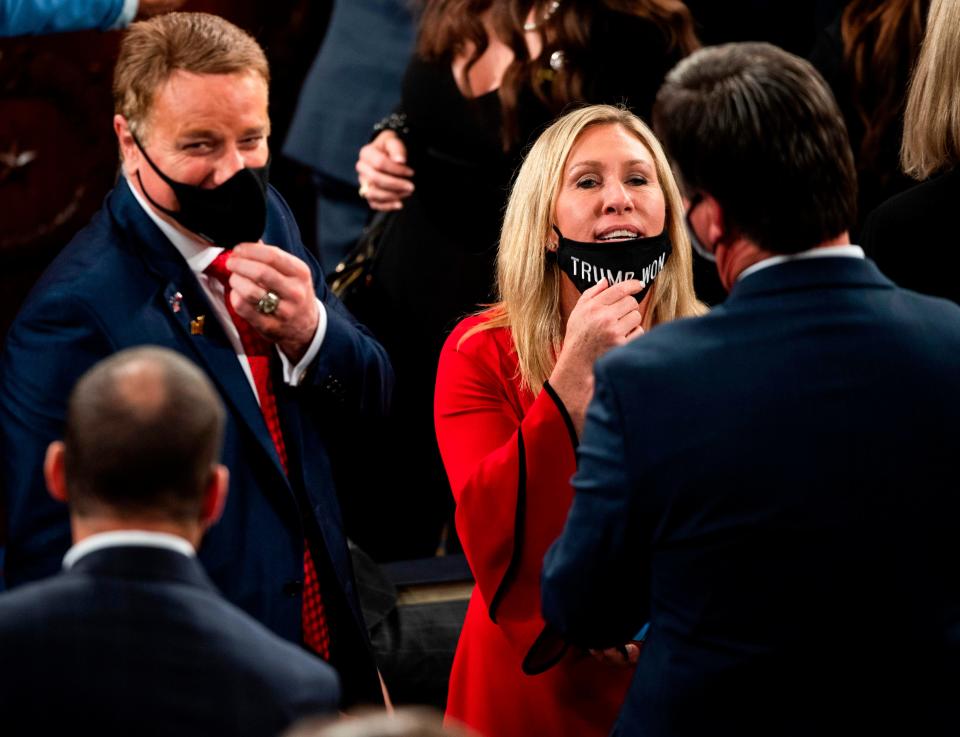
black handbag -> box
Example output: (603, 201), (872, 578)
(326, 211), (394, 301)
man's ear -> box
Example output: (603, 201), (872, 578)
(199, 464), (229, 529)
(113, 114), (140, 174)
(700, 193), (728, 250)
(44, 441), (68, 505)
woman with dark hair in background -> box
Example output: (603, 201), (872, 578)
(810, 0), (930, 234)
(349, 0), (699, 562)
(860, 0), (960, 304)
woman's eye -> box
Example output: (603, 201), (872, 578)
(627, 175), (648, 186)
(576, 177), (599, 189)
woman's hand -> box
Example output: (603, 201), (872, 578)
(356, 130), (415, 211)
(589, 641), (643, 667)
(548, 278), (645, 435)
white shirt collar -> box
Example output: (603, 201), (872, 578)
(738, 244), (865, 282)
(125, 172), (223, 274)
(63, 530), (196, 569)
(124, 173), (327, 388)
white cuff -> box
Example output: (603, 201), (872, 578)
(110, 0), (139, 29)
(279, 298), (327, 386)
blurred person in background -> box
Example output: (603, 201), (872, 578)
(0, 0), (184, 36)
(860, 0), (960, 304)
(285, 707), (479, 737)
(284, 0), (417, 273)
(810, 0), (930, 234)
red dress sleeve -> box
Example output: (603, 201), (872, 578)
(435, 315), (579, 656)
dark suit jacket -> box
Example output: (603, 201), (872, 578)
(0, 544), (339, 736)
(543, 256), (960, 736)
(0, 177), (393, 702)
(861, 167), (960, 305)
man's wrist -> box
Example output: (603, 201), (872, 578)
(279, 298), (327, 385)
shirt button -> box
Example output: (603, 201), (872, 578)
(282, 579), (304, 597)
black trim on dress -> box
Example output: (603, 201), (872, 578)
(543, 380), (578, 450)
(488, 428), (527, 624)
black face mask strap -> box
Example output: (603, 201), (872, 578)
(130, 132), (183, 217)
(131, 133), (179, 188)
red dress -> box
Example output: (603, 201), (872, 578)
(435, 313), (633, 737)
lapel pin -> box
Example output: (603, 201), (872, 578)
(190, 315), (206, 335)
(169, 291), (183, 313)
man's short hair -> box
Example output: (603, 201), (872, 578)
(653, 42), (857, 254)
(63, 347), (225, 521)
(113, 12), (270, 139)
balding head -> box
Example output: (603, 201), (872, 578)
(60, 347), (225, 522)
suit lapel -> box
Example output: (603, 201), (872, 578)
(110, 178), (291, 487)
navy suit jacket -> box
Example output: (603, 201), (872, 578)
(0, 544), (340, 736)
(543, 256), (960, 736)
(0, 178), (393, 702)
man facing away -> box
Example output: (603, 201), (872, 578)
(0, 12), (393, 703)
(542, 43), (960, 736)
(0, 347), (340, 736)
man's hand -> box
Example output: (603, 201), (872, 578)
(225, 243), (319, 363)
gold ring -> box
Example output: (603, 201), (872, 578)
(256, 290), (280, 315)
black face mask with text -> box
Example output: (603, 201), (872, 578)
(134, 136), (270, 249)
(553, 225), (672, 303)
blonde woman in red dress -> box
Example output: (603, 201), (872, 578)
(435, 104), (705, 737)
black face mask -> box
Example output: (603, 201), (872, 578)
(553, 225), (672, 303)
(134, 136), (270, 249)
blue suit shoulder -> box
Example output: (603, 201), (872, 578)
(595, 310), (720, 379)
(0, 565), (341, 712)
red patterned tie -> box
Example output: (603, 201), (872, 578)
(205, 251), (330, 660)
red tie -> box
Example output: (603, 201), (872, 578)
(205, 251), (330, 660)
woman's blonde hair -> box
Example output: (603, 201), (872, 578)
(466, 104), (704, 394)
(901, 0), (960, 179)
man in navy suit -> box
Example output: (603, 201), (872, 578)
(541, 43), (960, 736)
(0, 12), (392, 703)
(0, 346), (340, 735)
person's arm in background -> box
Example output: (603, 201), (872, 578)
(0, 0), (183, 37)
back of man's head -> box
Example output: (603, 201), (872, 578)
(653, 42), (857, 254)
(62, 346), (225, 522)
